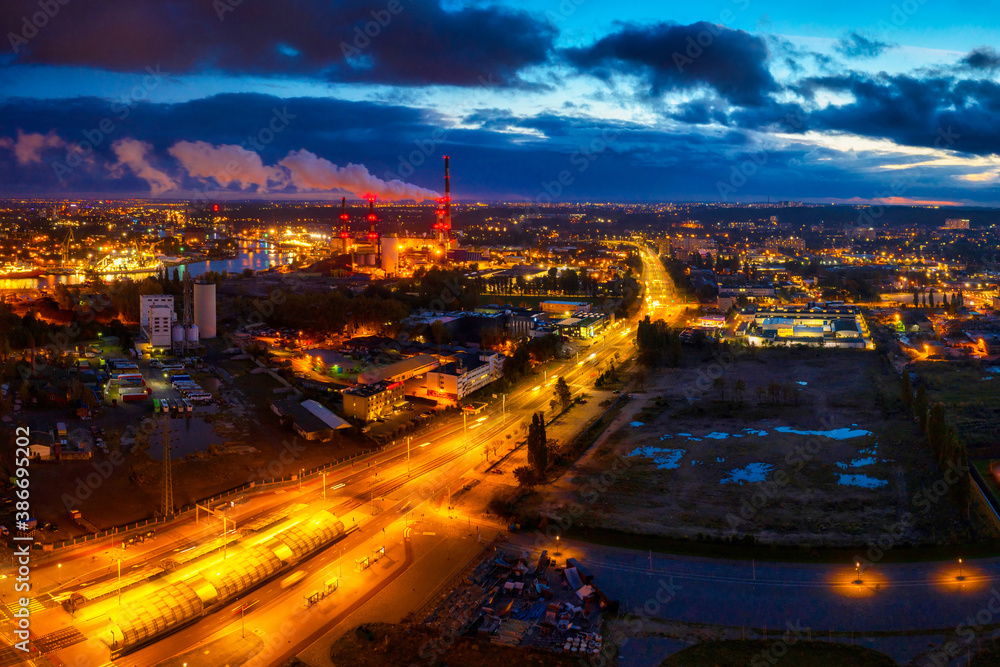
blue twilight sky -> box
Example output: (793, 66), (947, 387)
(1, 0), (999, 205)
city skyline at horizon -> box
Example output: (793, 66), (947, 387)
(2, 1), (1000, 205)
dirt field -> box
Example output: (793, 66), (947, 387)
(529, 349), (969, 547)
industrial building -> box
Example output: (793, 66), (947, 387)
(541, 300), (592, 316)
(139, 295), (176, 350)
(194, 281), (216, 338)
(552, 313), (609, 339)
(424, 351), (504, 401)
(357, 354), (439, 385)
(746, 304), (871, 348)
(343, 380), (406, 422)
(271, 398), (350, 441)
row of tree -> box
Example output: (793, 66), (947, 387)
(635, 316), (682, 367)
(909, 289), (966, 313)
(502, 334), (562, 381)
(901, 371), (970, 512)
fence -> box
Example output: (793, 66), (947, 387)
(34, 444), (385, 553)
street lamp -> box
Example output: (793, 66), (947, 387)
(854, 561), (862, 585)
(958, 558), (965, 581)
(58, 563), (62, 585)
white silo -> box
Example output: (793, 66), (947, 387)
(193, 282), (217, 338)
(381, 236), (399, 274)
(186, 324), (199, 347)
(171, 324), (185, 352)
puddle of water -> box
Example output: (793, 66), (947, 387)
(838, 474), (888, 488)
(627, 446), (686, 469)
(774, 426), (872, 440)
(836, 456), (876, 469)
(744, 428), (768, 436)
(630, 421), (644, 427)
(659, 434), (674, 440)
(720, 462), (773, 485)
(797, 381), (808, 386)
(705, 432), (730, 440)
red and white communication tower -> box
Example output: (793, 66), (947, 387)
(433, 156), (452, 250)
(337, 196), (351, 252)
(366, 194), (380, 263)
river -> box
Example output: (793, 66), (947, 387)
(0, 242), (297, 291)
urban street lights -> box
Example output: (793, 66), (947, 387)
(958, 558), (965, 581)
(854, 561), (862, 585)
(57, 563), (61, 585)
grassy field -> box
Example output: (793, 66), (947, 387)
(532, 348), (968, 548)
(659, 640), (896, 666)
(910, 361), (1000, 453)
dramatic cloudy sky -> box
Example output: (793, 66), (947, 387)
(2, 0), (999, 204)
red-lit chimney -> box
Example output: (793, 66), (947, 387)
(339, 196), (350, 239)
(444, 155), (451, 228)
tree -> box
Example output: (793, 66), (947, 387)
(733, 378), (747, 404)
(900, 371), (913, 416)
(554, 376), (572, 411)
(712, 377), (726, 401)
(527, 411), (547, 474)
(914, 384), (928, 431)
(429, 320), (451, 345)
(513, 466), (536, 489)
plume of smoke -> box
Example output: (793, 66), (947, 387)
(0, 130), (67, 165)
(168, 141), (287, 192)
(279, 149), (438, 201)
(109, 138), (176, 196)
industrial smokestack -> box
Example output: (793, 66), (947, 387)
(444, 155), (451, 225)
(339, 196), (349, 237)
